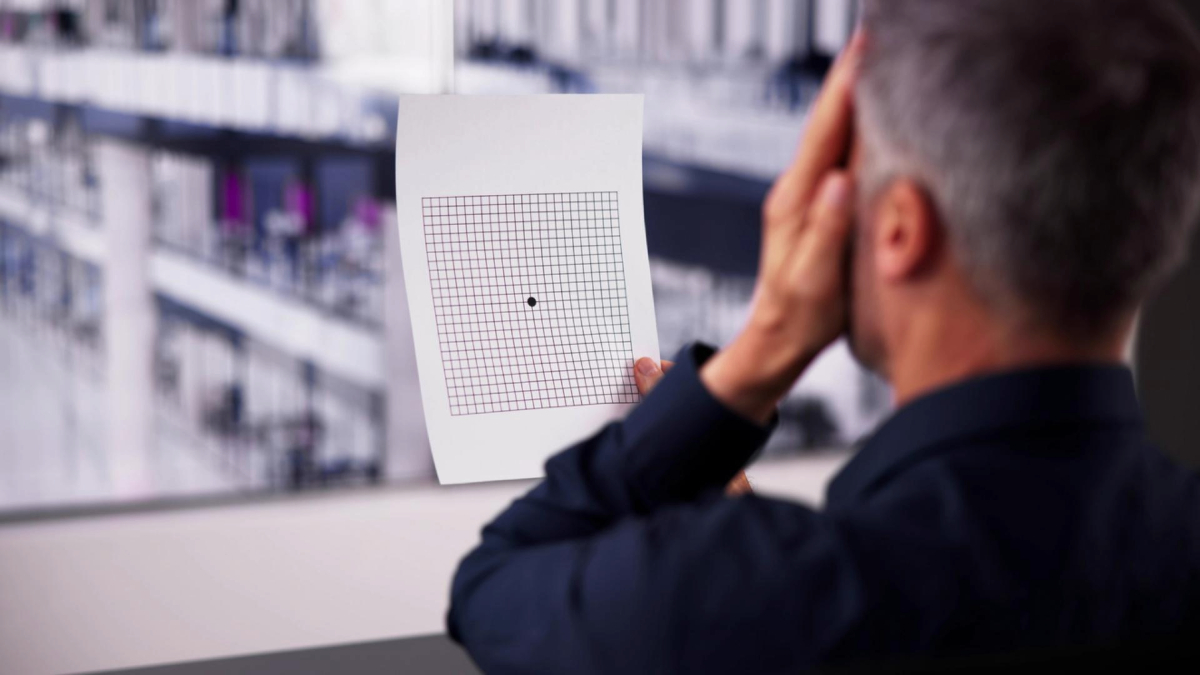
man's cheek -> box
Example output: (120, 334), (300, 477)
(846, 228), (882, 371)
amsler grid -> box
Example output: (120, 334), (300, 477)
(422, 192), (641, 416)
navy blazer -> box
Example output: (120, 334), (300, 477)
(448, 344), (1200, 674)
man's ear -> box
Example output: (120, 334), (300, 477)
(873, 179), (940, 283)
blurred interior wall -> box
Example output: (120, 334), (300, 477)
(1137, 1), (1200, 467)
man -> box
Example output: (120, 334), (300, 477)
(448, 0), (1200, 672)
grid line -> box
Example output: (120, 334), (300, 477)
(422, 192), (641, 416)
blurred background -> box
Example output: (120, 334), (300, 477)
(0, 0), (882, 518)
(4, 2), (1200, 673)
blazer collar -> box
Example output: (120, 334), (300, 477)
(826, 364), (1144, 508)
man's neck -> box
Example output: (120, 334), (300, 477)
(887, 311), (1133, 407)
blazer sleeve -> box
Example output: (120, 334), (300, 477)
(447, 345), (874, 673)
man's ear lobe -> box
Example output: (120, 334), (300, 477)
(874, 179), (939, 283)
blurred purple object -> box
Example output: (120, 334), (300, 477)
(220, 171), (246, 233)
(355, 197), (381, 230)
(285, 182), (313, 232)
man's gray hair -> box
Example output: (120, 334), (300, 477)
(857, 0), (1200, 335)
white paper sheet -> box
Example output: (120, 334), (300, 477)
(394, 95), (660, 484)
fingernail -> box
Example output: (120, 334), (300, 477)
(850, 30), (867, 52)
(636, 358), (660, 376)
(822, 176), (850, 207)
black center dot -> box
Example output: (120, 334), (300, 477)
(527, 297), (537, 307)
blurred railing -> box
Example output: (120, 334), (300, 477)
(0, 220), (104, 380)
(0, 109), (101, 222)
(153, 300), (385, 491)
(150, 150), (387, 331)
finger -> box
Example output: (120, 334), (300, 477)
(766, 64), (855, 221)
(801, 172), (855, 267)
(793, 31), (864, 177)
(793, 172), (855, 284)
(662, 360), (675, 373)
(764, 35), (863, 224)
(725, 471), (753, 496)
(634, 357), (664, 396)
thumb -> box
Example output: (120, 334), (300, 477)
(634, 357), (664, 396)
